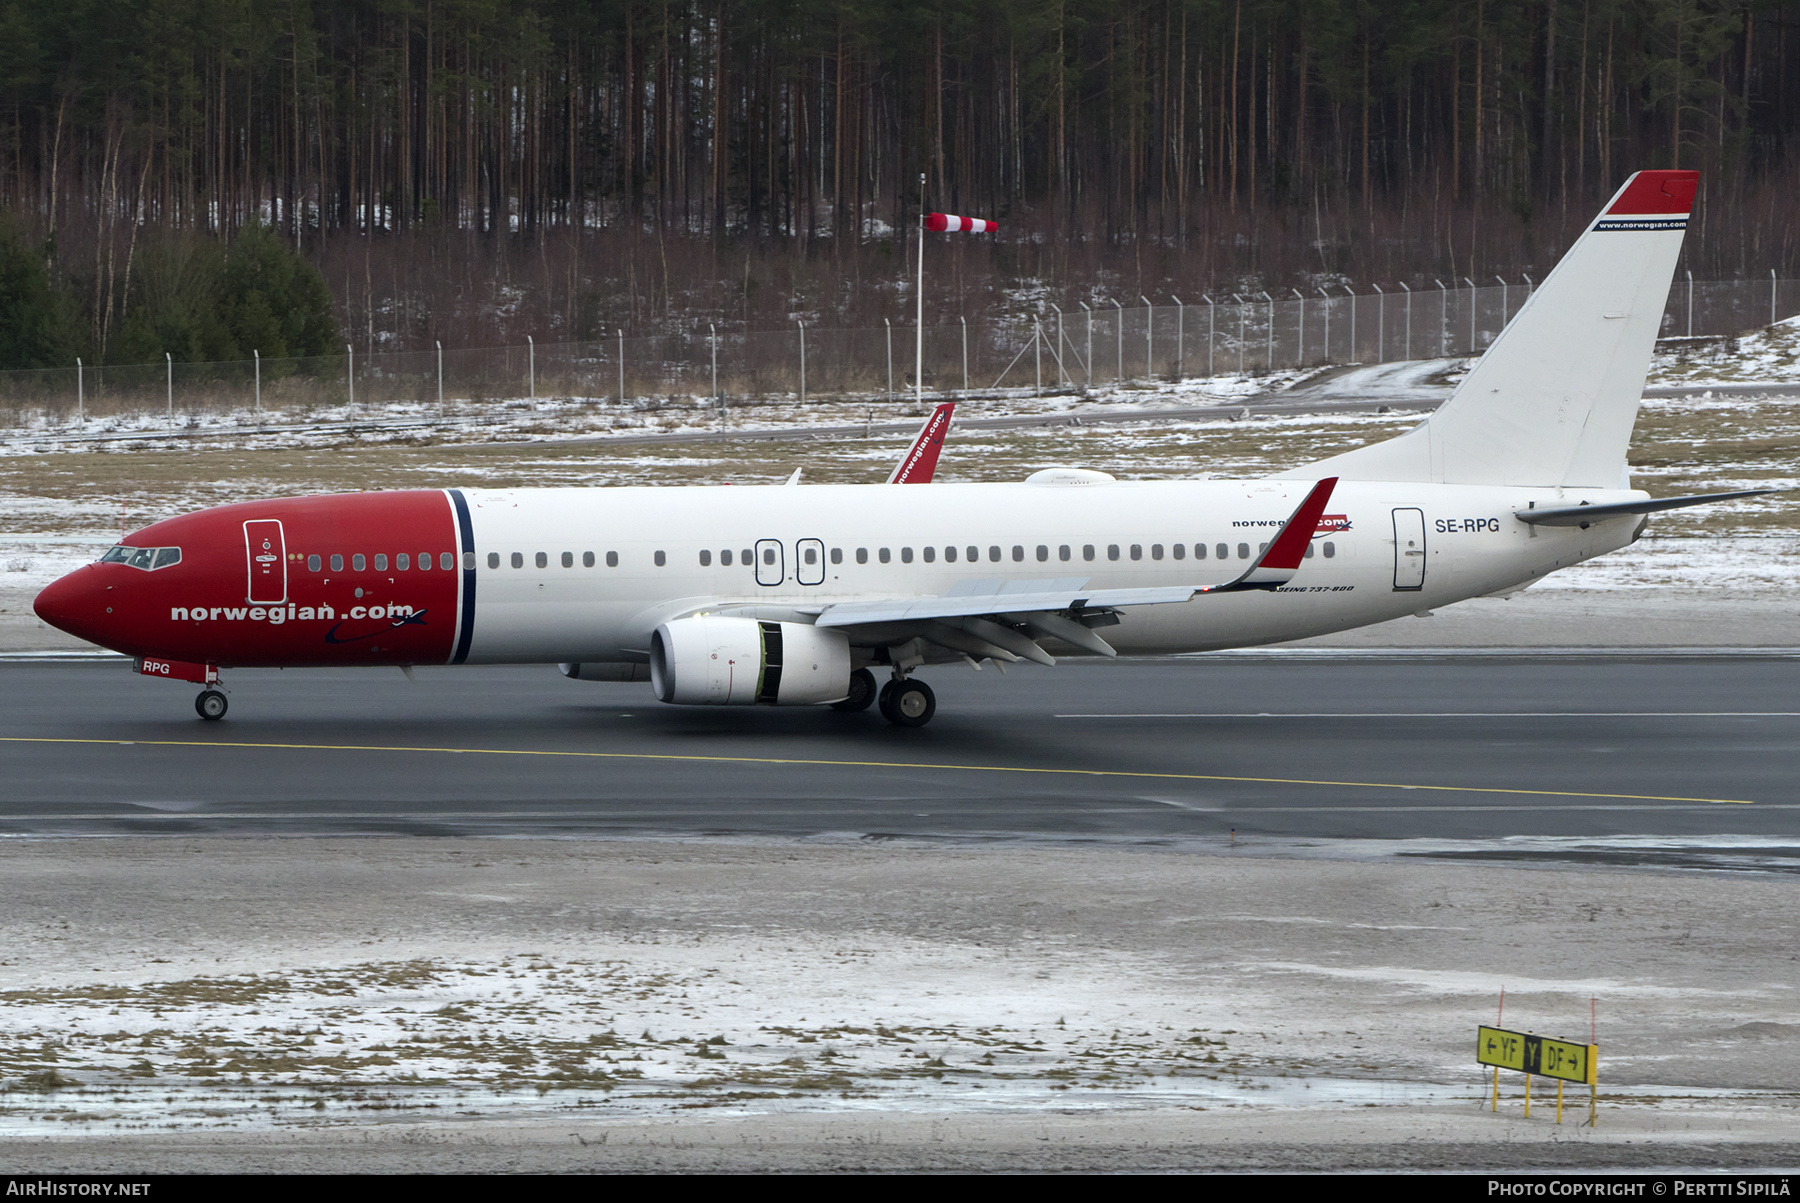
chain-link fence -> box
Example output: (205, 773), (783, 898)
(2, 274), (1790, 432)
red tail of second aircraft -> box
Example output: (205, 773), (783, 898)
(887, 402), (955, 483)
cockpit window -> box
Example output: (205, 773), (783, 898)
(100, 545), (181, 571)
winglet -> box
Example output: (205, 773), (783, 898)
(1206, 478), (1339, 592)
(888, 402), (956, 483)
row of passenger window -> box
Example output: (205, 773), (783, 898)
(699, 541), (1339, 565)
(477, 541), (1341, 571)
(488, 550), (624, 569)
(307, 552), (458, 573)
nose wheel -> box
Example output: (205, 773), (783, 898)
(878, 677), (935, 727)
(195, 689), (228, 721)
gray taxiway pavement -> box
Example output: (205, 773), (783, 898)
(1, 655), (1796, 865)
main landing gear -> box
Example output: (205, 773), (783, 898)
(195, 689), (229, 721)
(877, 676), (936, 728)
(831, 667), (878, 712)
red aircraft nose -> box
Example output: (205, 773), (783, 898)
(34, 566), (111, 646)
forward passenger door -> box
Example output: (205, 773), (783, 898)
(244, 519), (287, 604)
(755, 538), (784, 586)
(795, 538), (826, 586)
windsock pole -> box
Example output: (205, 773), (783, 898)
(916, 173), (926, 408)
(915, 190), (997, 406)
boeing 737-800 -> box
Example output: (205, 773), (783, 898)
(33, 170), (1763, 726)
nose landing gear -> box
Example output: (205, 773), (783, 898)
(195, 689), (229, 721)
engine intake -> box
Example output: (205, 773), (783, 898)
(650, 616), (851, 706)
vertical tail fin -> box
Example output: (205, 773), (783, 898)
(888, 401), (955, 483)
(1281, 170), (1697, 488)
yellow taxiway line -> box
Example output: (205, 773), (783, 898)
(0, 735), (1757, 805)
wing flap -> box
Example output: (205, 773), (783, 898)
(814, 583), (1199, 628)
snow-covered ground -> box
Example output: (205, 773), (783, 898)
(0, 839), (1793, 1166)
(1651, 314), (1800, 386)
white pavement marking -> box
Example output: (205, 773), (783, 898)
(1058, 711), (1800, 718)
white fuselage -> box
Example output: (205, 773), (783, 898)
(457, 478), (1642, 664)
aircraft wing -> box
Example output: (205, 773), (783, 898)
(812, 478), (1338, 664)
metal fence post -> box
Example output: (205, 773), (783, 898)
(1318, 289), (1331, 363)
(253, 349), (260, 412)
(798, 320), (806, 404)
(1463, 278), (1477, 352)
(1400, 282), (1412, 361)
(1371, 285), (1384, 363)
(1262, 292), (1274, 369)
(1173, 296), (1184, 380)
(1140, 296), (1153, 380)
(1235, 295), (1246, 374)
(1113, 298), (1123, 383)
(1686, 270), (1694, 336)
(961, 315), (969, 394)
(346, 343), (354, 410)
(885, 318), (893, 400)
(1050, 305), (1063, 388)
(617, 330), (624, 403)
(1435, 281), (1447, 357)
(1202, 294), (1215, 377)
(1345, 285), (1357, 362)
(1072, 302), (1087, 387)
(1292, 289), (1305, 366)
(527, 334), (535, 400)
(75, 357), (82, 424)
(710, 323), (718, 403)
(1034, 317), (1042, 396)
(1496, 276), (1509, 328)
(436, 341), (443, 405)
(1774, 268), (1780, 327)
(165, 352), (172, 428)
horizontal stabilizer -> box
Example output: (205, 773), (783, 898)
(1516, 489), (1774, 527)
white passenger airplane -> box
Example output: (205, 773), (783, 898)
(35, 170), (1764, 725)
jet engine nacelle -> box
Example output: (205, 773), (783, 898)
(650, 616), (851, 706)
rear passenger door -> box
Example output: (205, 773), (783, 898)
(1392, 508), (1426, 590)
